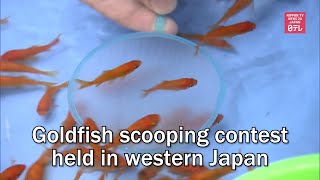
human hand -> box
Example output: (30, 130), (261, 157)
(81, 0), (178, 34)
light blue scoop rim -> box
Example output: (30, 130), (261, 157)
(67, 32), (227, 154)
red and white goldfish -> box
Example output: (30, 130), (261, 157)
(37, 81), (69, 116)
(77, 60), (142, 89)
(214, 0), (253, 27)
(0, 76), (56, 88)
(142, 78), (198, 97)
(0, 164), (26, 180)
(0, 34), (61, 62)
(0, 61), (57, 77)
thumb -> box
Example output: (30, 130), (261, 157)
(81, 0), (178, 34)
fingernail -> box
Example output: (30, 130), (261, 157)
(153, 16), (178, 34)
(151, 0), (177, 15)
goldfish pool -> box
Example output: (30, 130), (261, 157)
(1, 0), (319, 180)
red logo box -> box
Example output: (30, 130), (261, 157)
(284, 12), (306, 34)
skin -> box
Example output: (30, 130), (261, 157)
(37, 81), (69, 116)
(80, 0), (178, 34)
(0, 76), (56, 87)
(214, 0), (253, 27)
(0, 164), (26, 180)
(77, 60), (142, 89)
(103, 114), (160, 150)
(0, 61), (57, 77)
(142, 78), (198, 97)
(1, 34), (61, 62)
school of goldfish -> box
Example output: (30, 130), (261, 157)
(1, 0), (256, 179)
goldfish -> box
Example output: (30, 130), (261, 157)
(0, 76), (56, 88)
(36, 81), (68, 116)
(179, 33), (233, 50)
(104, 114), (161, 150)
(138, 166), (163, 180)
(210, 114), (224, 128)
(0, 16), (9, 25)
(188, 166), (234, 180)
(142, 78), (198, 97)
(0, 61), (57, 77)
(155, 177), (174, 180)
(51, 112), (77, 149)
(74, 146), (130, 180)
(24, 148), (52, 180)
(82, 117), (101, 149)
(0, 164), (26, 180)
(169, 164), (208, 176)
(214, 0), (253, 27)
(206, 21), (256, 38)
(77, 60), (142, 89)
(0, 34), (61, 62)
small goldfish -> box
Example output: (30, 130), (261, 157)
(77, 60), (142, 89)
(0, 61), (57, 77)
(179, 33), (233, 50)
(188, 166), (234, 180)
(138, 166), (163, 180)
(155, 177), (174, 180)
(206, 21), (256, 39)
(0, 76), (56, 88)
(104, 114), (160, 150)
(214, 0), (253, 27)
(169, 164), (208, 176)
(142, 78), (198, 97)
(0, 164), (26, 180)
(0, 16), (9, 25)
(37, 81), (69, 116)
(0, 34), (61, 62)
(82, 117), (101, 149)
(24, 148), (53, 180)
(210, 114), (224, 128)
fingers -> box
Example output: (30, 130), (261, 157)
(138, 0), (177, 15)
(81, 0), (178, 34)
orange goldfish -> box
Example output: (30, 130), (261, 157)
(188, 166), (234, 180)
(104, 114), (161, 150)
(24, 148), (52, 180)
(51, 111), (77, 149)
(210, 114), (224, 128)
(37, 81), (69, 116)
(214, 0), (253, 27)
(77, 60), (142, 89)
(74, 146), (130, 180)
(82, 117), (101, 149)
(206, 21), (256, 38)
(0, 16), (9, 25)
(179, 33), (233, 50)
(0, 164), (26, 180)
(155, 177), (174, 180)
(0, 34), (61, 62)
(142, 78), (198, 97)
(0, 76), (56, 88)
(138, 166), (163, 180)
(0, 61), (57, 77)
(169, 164), (208, 176)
